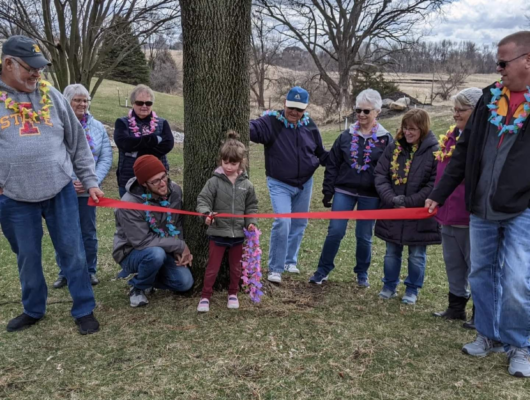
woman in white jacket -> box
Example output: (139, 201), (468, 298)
(53, 84), (113, 288)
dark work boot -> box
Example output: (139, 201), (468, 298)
(463, 304), (476, 330)
(433, 292), (468, 320)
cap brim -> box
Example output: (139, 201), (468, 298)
(22, 55), (51, 69)
(285, 100), (308, 109)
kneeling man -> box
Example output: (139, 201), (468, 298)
(113, 155), (194, 307)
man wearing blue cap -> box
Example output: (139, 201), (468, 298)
(0, 35), (103, 334)
(250, 86), (328, 283)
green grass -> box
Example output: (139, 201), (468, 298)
(1, 110), (528, 399)
(88, 78), (184, 129)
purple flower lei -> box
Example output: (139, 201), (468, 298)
(128, 109), (158, 138)
(241, 228), (263, 303)
(350, 122), (379, 173)
(141, 193), (180, 238)
(80, 114), (98, 161)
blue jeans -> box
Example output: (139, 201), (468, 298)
(382, 242), (427, 295)
(0, 184), (95, 319)
(267, 177), (313, 273)
(57, 196), (97, 277)
(470, 211), (530, 348)
(120, 247), (194, 292)
(316, 193), (379, 279)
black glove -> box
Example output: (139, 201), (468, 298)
(392, 195), (406, 208)
(322, 194), (333, 208)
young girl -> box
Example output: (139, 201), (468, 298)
(196, 131), (258, 312)
(374, 109), (441, 305)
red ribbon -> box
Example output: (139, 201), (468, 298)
(88, 197), (437, 220)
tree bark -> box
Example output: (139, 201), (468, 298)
(180, 0), (251, 289)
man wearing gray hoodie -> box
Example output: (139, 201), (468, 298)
(0, 35), (103, 334)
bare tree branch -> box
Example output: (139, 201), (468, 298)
(0, 0), (180, 98)
(257, 0), (449, 111)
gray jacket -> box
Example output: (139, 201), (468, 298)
(73, 113), (113, 197)
(196, 168), (258, 238)
(112, 178), (186, 263)
(0, 78), (98, 202)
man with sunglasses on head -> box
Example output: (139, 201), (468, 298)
(0, 35), (103, 334)
(426, 31), (530, 378)
(114, 84), (175, 198)
(113, 155), (194, 307)
(250, 86), (328, 284)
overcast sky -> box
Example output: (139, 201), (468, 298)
(423, 0), (528, 45)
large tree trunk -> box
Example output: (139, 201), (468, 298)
(180, 0), (251, 289)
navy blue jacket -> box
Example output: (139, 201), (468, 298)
(250, 111), (328, 188)
(114, 111), (174, 188)
(323, 124), (393, 198)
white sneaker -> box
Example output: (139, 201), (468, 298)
(284, 264), (300, 274)
(129, 288), (148, 308)
(268, 272), (282, 283)
(227, 295), (239, 309)
(197, 298), (210, 312)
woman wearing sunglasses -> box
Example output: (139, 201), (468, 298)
(309, 89), (393, 286)
(114, 84), (175, 197)
(432, 87), (482, 328)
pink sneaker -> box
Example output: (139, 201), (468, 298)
(227, 295), (239, 309)
(197, 298), (210, 312)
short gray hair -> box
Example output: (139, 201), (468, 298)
(63, 84), (90, 103)
(356, 89), (383, 112)
(130, 84), (155, 104)
(452, 87), (482, 109)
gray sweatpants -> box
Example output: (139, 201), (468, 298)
(441, 225), (471, 298)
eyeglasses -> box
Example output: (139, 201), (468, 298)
(355, 108), (374, 115)
(287, 106), (305, 113)
(146, 173), (168, 186)
(403, 127), (420, 133)
(135, 101), (153, 107)
(72, 98), (90, 104)
(11, 58), (46, 74)
(453, 107), (472, 114)
(496, 53), (528, 69)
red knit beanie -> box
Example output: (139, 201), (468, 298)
(133, 155), (166, 185)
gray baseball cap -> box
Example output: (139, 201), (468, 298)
(2, 35), (51, 69)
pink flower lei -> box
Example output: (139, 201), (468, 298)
(241, 228), (263, 303)
(350, 122), (379, 173)
(128, 109), (158, 138)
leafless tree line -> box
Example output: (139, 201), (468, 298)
(0, 0), (180, 98)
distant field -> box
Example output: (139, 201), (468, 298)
(87, 78), (184, 129)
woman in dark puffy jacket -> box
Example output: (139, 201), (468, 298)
(309, 89), (393, 287)
(374, 109), (440, 305)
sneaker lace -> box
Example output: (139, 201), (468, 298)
(507, 347), (529, 360)
(475, 334), (490, 348)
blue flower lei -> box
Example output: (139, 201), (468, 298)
(350, 122), (379, 173)
(141, 193), (180, 238)
(262, 110), (311, 128)
(487, 80), (530, 137)
(81, 114), (98, 161)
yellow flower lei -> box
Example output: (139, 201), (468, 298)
(0, 80), (52, 123)
(433, 125), (456, 162)
(390, 143), (418, 185)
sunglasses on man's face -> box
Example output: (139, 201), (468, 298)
(355, 108), (374, 115)
(287, 106), (305, 113)
(135, 101), (153, 107)
(496, 53), (528, 69)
